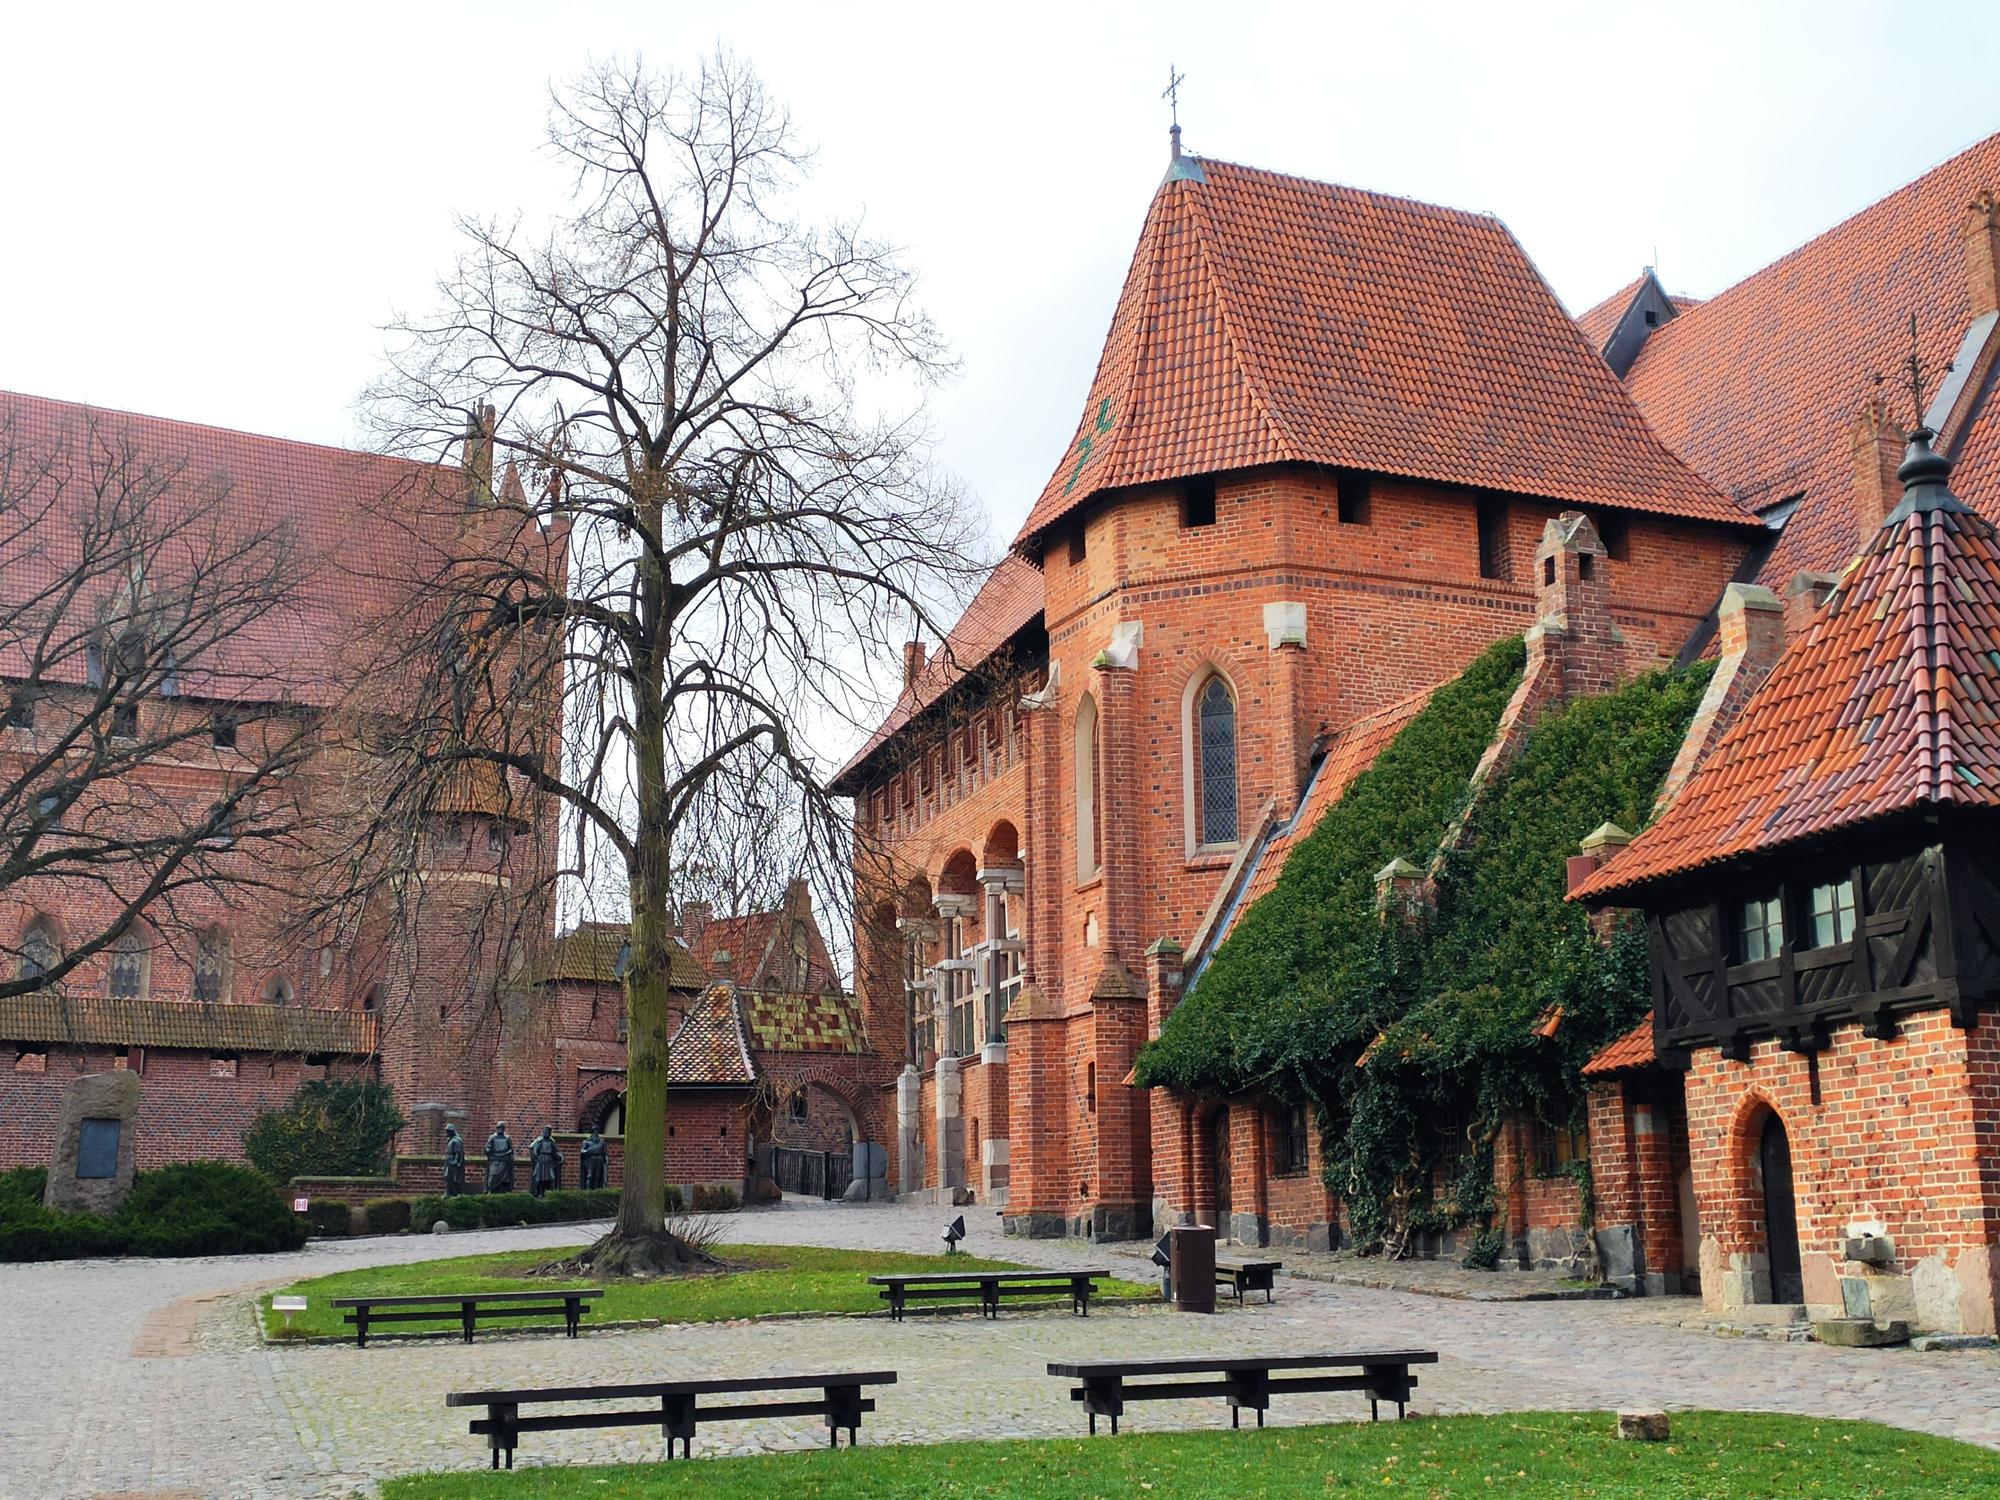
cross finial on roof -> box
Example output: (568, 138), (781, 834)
(1163, 66), (1186, 159)
(1873, 311), (1955, 434)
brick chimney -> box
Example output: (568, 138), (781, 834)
(1783, 569), (1839, 642)
(462, 403), (496, 509)
(1533, 512), (1620, 697)
(1568, 823), (1632, 938)
(902, 641), (929, 692)
(679, 901), (711, 949)
(1374, 857), (1432, 927)
(1851, 399), (1904, 537)
(1651, 582), (1784, 813)
(1966, 189), (2000, 320)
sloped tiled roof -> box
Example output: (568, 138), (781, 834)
(1582, 1012), (1657, 1076)
(1575, 275), (1649, 353)
(743, 989), (867, 1055)
(1201, 687), (1436, 958)
(539, 921), (707, 989)
(1621, 132), (2000, 583)
(0, 390), (469, 706)
(1013, 158), (1756, 551)
(833, 556), (1044, 791)
(0, 993), (376, 1054)
(685, 905), (842, 995)
(1575, 434), (2000, 900)
(667, 983), (757, 1086)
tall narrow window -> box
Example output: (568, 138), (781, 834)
(1075, 695), (1101, 881)
(194, 930), (231, 1003)
(1476, 497), (1510, 580)
(1182, 476), (1217, 528)
(1803, 879), (1857, 949)
(1734, 894), (1783, 964)
(18, 920), (58, 987)
(1281, 1102), (1311, 1174)
(108, 929), (149, 1001)
(1337, 472), (1371, 525)
(1196, 674), (1239, 845)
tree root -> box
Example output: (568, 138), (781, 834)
(538, 1229), (721, 1280)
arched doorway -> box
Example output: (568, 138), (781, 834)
(580, 1088), (626, 1138)
(1210, 1108), (1233, 1230)
(1758, 1113), (1803, 1303)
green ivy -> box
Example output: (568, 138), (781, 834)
(1140, 638), (1711, 1255)
(244, 1079), (406, 1185)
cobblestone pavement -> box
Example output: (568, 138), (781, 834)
(4, 1198), (1997, 1500)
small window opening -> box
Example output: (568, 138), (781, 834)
(1281, 1103), (1310, 1174)
(1181, 476), (1217, 528)
(1802, 879), (1857, 950)
(1578, 554), (1595, 581)
(1336, 472), (1371, 525)
(1542, 556), (1556, 586)
(1734, 893), (1784, 964)
(1067, 520), (1087, 565)
(1476, 499), (1510, 581)
(789, 1091), (809, 1122)
(4, 689), (34, 730)
(210, 711), (238, 749)
(1598, 513), (1630, 561)
(111, 701), (139, 739)
(1643, 308), (1659, 327)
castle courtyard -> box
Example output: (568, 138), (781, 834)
(4, 1202), (1995, 1500)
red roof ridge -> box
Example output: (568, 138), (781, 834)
(1633, 129), (2000, 371)
(1191, 156), (1505, 230)
(0, 387), (435, 473)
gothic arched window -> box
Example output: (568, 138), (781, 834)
(1074, 694), (1102, 881)
(18, 918), (58, 987)
(193, 930), (231, 1004)
(108, 929), (150, 1001)
(1196, 673), (1239, 846)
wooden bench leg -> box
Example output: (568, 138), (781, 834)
(826, 1381), (864, 1449)
(565, 1295), (581, 1338)
(662, 1392), (695, 1458)
(488, 1402), (517, 1470)
(462, 1301), (476, 1345)
(354, 1307), (369, 1349)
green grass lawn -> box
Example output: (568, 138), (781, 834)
(262, 1243), (1157, 1339)
(379, 1411), (1999, 1499)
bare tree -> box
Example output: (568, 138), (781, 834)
(348, 55), (983, 1272)
(0, 406), (315, 998)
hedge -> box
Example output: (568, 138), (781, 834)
(409, 1188), (621, 1231)
(0, 1160), (309, 1261)
(243, 1079), (405, 1185)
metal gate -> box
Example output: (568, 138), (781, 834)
(770, 1145), (855, 1200)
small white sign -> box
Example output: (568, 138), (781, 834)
(292, 1197), (309, 1213)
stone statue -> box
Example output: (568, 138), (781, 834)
(529, 1126), (561, 1198)
(579, 1131), (608, 1190)
(442, 1125), (466, 1197)
(483, 1123), (515, 1194)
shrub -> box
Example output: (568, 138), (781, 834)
(359, 1198), (412, 1236)
(244, 1079), (405, 1184)
(691, 1185), (740, 1213)
(664, 1186), (684, 1214)
(408, 1188), (618, 1232)
(303, 1199), (352, 1238)
(0, 1166), (48, 1206)
(114, 1161), (308, 1257)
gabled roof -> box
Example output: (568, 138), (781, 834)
(683, 901), (842, 996)
(1012, 158), (1757, 553)
(832, 556), (1043, 792)
(1620, 131), (2000, 582)
(0, 390), (466, 706)
(667, 983), (758, 1086)
(1575, 274), (1650, 353)
(538, 921), (707, 989)
(1575, 433), (2000, 901)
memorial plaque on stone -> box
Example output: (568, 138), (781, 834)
(76, 1118), (122, 1179)
(45, 1070), (142, 1215)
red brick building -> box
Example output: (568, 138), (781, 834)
(839, 125), (2000, 1304)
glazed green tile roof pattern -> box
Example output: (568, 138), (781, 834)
(743, 988), (867, 1055)
(538, 922), (706, 988)
(0, 992), (376, 1054)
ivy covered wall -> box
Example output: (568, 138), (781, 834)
(1136, 637), (1713, 1252)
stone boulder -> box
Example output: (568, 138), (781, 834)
(44, 1070), (142, 1215)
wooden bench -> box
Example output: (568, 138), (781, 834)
(331, 1288), (603, 1348)
(1214, 1256), (1283, 1304)
(444, 1371), (897, 1468)
(1046, 1350), (1438, 1434)
(867, 1269), (1111, 1321)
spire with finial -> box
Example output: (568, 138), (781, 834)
(1159, 65), (1205, 185)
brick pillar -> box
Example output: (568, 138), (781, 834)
(1088, 962), (1151, 1241)
(1966, 189), (2000, 320)
(1587, 1079), (1642, 1291)
(1094, 656), (1141, 966)
(1143, 939), (1187, 1230)
(1263, 602), (1309, 819)
(1652, 582), (1784, 813)
(1782, 569), (1839, 642)
(1632, 1100), (1685, 1296)
(1851, 399), (1905, 538)
(1016, 671), (1062, 994)
(1567, 823), (1633, 938)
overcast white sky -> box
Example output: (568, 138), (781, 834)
(4, 0), (1997, 562)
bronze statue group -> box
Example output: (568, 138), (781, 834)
(440, 1123), (611, 1197)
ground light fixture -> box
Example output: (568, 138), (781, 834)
(942, 1215), (966, 1253)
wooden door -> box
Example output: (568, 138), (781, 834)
(1210, 1109), (1233, 1224)
(1758, 1114), (1804, 1303)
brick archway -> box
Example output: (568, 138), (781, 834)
(576, 1078), (626, 1135)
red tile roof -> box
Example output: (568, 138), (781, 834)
(1621, 132), (2000, 581)
(684, 904), (841, 995)
(743, 988), (867, 1055)
(1582, 1012), (1657, 1076)
(667, 983), (758, 1086)
(1013, 158), (1757, 552)
(833, 555), (1043, 790)
(0, 389), (467, 706)
(1575, 436), (2000, 900)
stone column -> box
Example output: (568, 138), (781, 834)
(933, 893), (975, 1059)
(934, 1051), (965, 1199)
(895, 1064), (923, 1196)
(976, 867), (1023, 1057)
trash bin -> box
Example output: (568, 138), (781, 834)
(1169, 1223), (1216, 1313)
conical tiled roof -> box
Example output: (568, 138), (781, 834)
(1575, 432), (2000, 900)
(1013, 158), (1758, 551)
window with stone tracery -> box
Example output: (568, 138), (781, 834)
(108, 929), (149, 1001)
(18, 919), (58, 987)
(1195, 673), (1239, 846)
(193, 930), (231, 1004)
